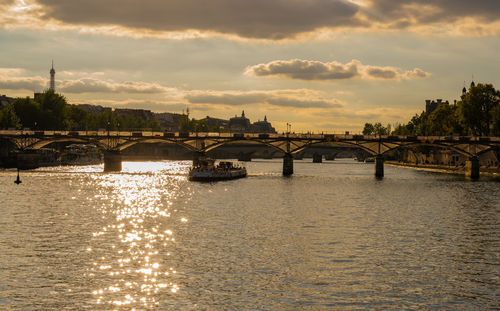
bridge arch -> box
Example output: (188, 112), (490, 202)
(291, 140), (378, 156)
(115, 138), (198, 152)
(203, 138), (287, 155)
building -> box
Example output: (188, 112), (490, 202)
(0, 95), (15, 107)
(252, 116), (276, 133)
(113, 108), (153, 121)
(228, 111), (251, 132)
(202, 116), (229, 130)
(228, 111), (276, 133)
(153, 112), (183, 131)
(77, 104), (110, 114)
(425, 99), (449, 114)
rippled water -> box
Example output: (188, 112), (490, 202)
(0, 159), (499, 310)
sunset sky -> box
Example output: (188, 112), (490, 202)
(0, 0), (499, 132)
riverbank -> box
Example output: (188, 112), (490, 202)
(386, 161), (500, 177)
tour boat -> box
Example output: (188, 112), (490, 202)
(189, 159), (247, 181)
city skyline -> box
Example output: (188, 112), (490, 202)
(0, 0), (499, 132)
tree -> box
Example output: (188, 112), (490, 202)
(458, 83), (499, 135)
(362, 123), (375, 135)
(64, 105), (89, 130)
(0, 102), (21, 129)
(36, 89), (68, 130)
(12, 97), (42, 129)
(427, 103), (461, 135)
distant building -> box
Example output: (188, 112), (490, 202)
(229, 111), (251, 132)
(153, 112), (183, 131)
(0, 94), (15, 107)
(252, 116), (276, 133)
(228, 111), (276, 133)
(425, 99), (449, 114)
(113, 108), (153, 121)
(202, 116), (229, 130)
(77, 104), (109, 114)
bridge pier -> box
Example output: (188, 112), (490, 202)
(375, 154), (384, 178)
(465, 156), (480, 180)
(237, 152), (252, 162)
(193, 152), (206, 167)
(313, 153), (323, 163)
(283, 153), (294, 176)
(325, 154), (336, 161)
(104, 151), (122, 172)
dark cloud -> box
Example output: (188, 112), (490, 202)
(0, 76), (46, 90)
(36, 0), (360, 39)
(246, 59), (430, 81)
(368, 0), (500, 25)
(31, 0), (500, 39)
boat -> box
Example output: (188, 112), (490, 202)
(60, 144), (102, 165)
(189, 158), (247, 181)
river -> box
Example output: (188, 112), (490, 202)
(0, 159), (499, 310)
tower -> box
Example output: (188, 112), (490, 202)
(50, 61), (55, 91)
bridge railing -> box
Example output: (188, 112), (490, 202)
(0, 130), (499, 142)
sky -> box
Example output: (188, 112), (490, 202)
(0, 0), (499, 132)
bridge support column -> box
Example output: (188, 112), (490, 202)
(375, 154), (384, 178)
(283, 153), (293, 176)
(313, 153), (323, 163)
(465, 156), (480, 180)
(237, 152), (252, 162)
(325, 154), (335, 161)
(193, 152), (206, 167)
(104, 151), (122, 172)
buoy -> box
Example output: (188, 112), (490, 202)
(14, 168), (22, 185)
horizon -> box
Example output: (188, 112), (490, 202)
(0, 0), (499, 132)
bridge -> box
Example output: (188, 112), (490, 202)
(1, 130), (499, 179)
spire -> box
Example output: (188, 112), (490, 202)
(49, 60), (56, 91)
(242, 110), (245, 117)
(264, 115), (267, 122)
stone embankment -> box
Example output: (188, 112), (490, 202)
(386, 161), (500, 177)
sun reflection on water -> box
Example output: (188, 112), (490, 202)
(87, 161), (190, 309)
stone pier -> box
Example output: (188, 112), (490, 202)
(375, 154), (384, 178)
(192, 152), (206, 167)
(465, 156), (480, 180)
(283, 153), (294, 176)
(313, 153), (323, 163)
(104, 151), (122, 172)
(237, 152), (252, 162)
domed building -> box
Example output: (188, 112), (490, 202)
(228, 111), (251, 132)
(228, 111), (276, 133)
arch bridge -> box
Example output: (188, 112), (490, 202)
(1, 130), (499, 179)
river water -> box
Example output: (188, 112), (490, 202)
(0, 159), (499, 310)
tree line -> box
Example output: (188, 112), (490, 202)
(0, 90), (162, 131)
(362, 83), (500, 137)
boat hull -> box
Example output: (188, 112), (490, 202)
(188, 169), (247, 182)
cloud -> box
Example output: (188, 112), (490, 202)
(246, 59), (430, 81)
(185, 89), (344, 109)
(58, 78), (172, 94)
(2, 0), (498, 39)
(34, 0), (360, 40)
(0, 69), (176, 94)
(75, 99), (187, 112)
(0, 68), (46, 90)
